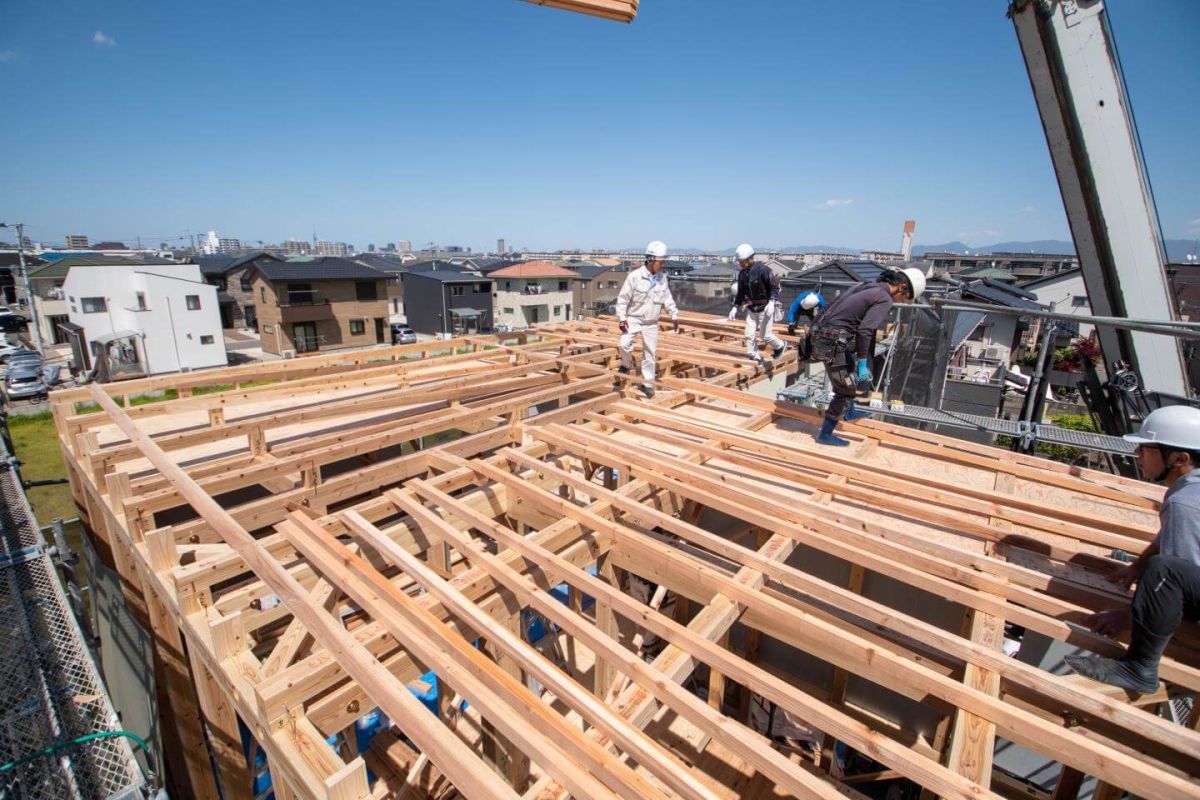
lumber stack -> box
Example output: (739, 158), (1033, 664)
(51, 319), (1200, 800)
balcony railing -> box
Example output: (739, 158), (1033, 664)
(280, 289), (328, 306)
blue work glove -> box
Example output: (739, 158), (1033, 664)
(855, 358), (872, 384)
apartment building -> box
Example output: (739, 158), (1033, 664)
(923, 251), (1078, 281)
(249, 258), (389, 355)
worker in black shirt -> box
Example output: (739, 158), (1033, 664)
(728, 244), (786, 363)
(798, 267), (926, 446)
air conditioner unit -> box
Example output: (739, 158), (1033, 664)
(982, 346), (1003, 360)
(281, 349), (296, 359)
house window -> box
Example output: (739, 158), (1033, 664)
(503, 307), (514, 314)
(558, 281), (569, 291)
(200, 335), (215, 345)
(135, 292), (147, 310)
(356, 281), (378, 301)
(392, 299), (399, 313)
(476, 283), (489, 293)
(240, 275), (252, 292)
(81, 297), (107, 313)
(1071, 295), (1088, 308)
(186, 295), (201, 310)
(608, 280), (619, 289)
(505, 281), (512, 291)
(450, 286), (465, 297)
(260, 286), (266, 302)
(350, 319), (365, 335)
(553, 306), (561, 317)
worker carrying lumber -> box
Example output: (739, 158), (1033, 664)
(616, 240), (680, 399)
(786, 290), (826, 336)
(727, 243), (786, 364)
(797, 266), (926, 446)
(1065, 405), (1200, 694)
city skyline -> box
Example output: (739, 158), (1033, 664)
(2, 0), (1197, 252)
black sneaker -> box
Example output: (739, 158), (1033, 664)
(638, 385), (655, 399)
(616, 366), (630, 375)
(771, 344), (786, 360)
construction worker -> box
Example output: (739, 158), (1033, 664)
(1065, 405), (1200, 693)
(787, 290), (826, 336)
(616, 241), (680, 399)
(799, 267), (926, 446)
(727, 244), (786, 363)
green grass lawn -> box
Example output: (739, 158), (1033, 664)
(8, 412), (79, 524)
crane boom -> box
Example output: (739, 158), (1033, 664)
(1009, 0), (1188, 396)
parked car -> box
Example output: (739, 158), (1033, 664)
(0, 313), (27, 333)
(0, 342), (26, 363)
(4, 361), (48, 401)
(391, 324), (417, 345)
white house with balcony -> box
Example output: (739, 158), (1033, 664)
(63, 262), (227, 378)
(489, 261), (579, 329)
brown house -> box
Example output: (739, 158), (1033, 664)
(248, 258), (390, 355)
(198, 251), (283, 330)
(571, 263), (630, 315)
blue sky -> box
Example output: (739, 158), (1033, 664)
(2, 0), (1197, 253)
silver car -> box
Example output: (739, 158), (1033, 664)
(391, 325), (417, 345)
(4, 361), (48, 401)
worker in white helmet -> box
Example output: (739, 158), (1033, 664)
(727, 244), (786, 363)
(1065, 405), (1200, 694)
(798, 266), (926, 446)
(615, 241), (680, 398)
(786, 290), (826, 336)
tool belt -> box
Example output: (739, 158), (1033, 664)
(810, 326), (852, 362)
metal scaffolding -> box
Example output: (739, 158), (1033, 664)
(0, 437), (147, 799)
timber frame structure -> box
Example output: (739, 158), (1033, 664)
(51, 313), (1200, 800)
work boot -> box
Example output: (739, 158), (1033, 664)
(616, 365), (630, 375)
(1064, 631), (1172, 695)
(787, 323), (797, 337)
(638, 384), (655, 399)
(843, 402), (871, 422)
(771, 344), (786, 360)
(815, 417), (849, 447)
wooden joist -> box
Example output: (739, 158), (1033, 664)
(50, 318), (1198, 800)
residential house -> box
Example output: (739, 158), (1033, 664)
(571, 263), (630, 315)
(248, 258), (390, 356)
(352, 253), (411, 322)
(404, 271), (494, 336)
(0, 252), (45, 306)
(1022, 268), (1094, 341)
(62, 262), (227, 378)
(952, 279), (1046, 381)
(196, 250), (283, 330)
(490, 261), (579, 329)
(29, 256), (168, 346)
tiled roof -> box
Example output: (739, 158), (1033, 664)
(29, 256), (160, 280)
(254, 257), (388, 282)
(409, 270), (492, 284)
(488, 261), (581, 279)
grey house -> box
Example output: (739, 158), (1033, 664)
(404, 271), (494, 336)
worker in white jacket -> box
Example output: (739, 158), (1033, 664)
(616, 241), (680, 398)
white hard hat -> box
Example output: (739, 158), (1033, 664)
(800, 292), (820, 311)
(645, 241), (668, 259)
(899, 267), (926, 300)
(735, 243), (755, 261)
(1124, 406), (1200, 450)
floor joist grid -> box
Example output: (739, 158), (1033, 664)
(50, 316), (1200, 800)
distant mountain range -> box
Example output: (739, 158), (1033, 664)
(644, 239), (1197, 261)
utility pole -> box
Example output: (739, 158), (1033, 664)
(0, 222), (45, 353)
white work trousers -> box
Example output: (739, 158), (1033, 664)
(618, 319), (659, 387)
(745, 306), (784, 357)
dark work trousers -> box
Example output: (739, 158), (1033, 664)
(1132, 555), (1200, 642)
(800, 327), (859, 424)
